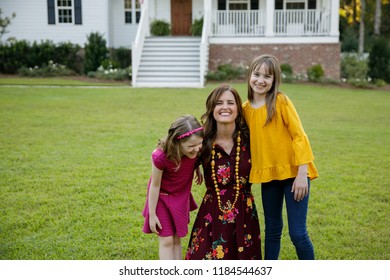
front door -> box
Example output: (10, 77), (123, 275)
(171, 0), (192, 35)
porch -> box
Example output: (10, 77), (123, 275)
(212, 9), (331, 37)
(132, 0), (339, 87)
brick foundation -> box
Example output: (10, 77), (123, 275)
(208, 43), (341, 80)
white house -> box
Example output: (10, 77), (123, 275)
(1, 0), (340, 87)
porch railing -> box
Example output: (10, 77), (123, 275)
(200, 9), (211, 86)
(274, 9), (331, 36)
(212, 10), (266, 36)
(131, 4), (149, 86)
(212, 9), (330, 37)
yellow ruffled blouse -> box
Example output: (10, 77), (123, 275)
(242, 93), (318, 184)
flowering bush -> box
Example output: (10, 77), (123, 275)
(18, 60), (75, 76)
(87, 62), (131, 81)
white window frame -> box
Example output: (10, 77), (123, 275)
(56, 0), (74, 24)
(124, 0), (141, 24)
(285, 0), (306, 10)
(227, 0), (250, 11)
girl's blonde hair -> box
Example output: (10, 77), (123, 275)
(247, 54), (283, 125)
(158, 115), (203, 166)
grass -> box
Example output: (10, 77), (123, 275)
(0, 78), (389, 260)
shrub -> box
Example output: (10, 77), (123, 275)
(18, 60), (75, 77)
(55, 42), (82, 73)
(190, 17), (203, 36)
(0, 39), (81, 74)
(87, 63), (131, 81)
(0, 39), (30, 73)
(110, 47), (131, 69)
(307, 64), (324, 82)
(281, 63), (294, 83)
(341, 26), (358, 52)
(150, 20), (170, 36)
(206, 63), (245, 81)
(341, 53), (368, 83)
(84, 32), (108, 73)
(368, 37), (390, 83)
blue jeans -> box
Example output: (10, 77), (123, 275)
(261, 178), (314, 260)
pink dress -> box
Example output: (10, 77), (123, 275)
(142, 148), (198, 237)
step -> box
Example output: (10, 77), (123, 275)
(136, 76), (200, 82)
(139, 65), (200, 71)
(134, 37), (203, 88)
(140, 60), (200, 66)
(134, 81), (203, 88)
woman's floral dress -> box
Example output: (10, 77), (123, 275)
(185, 141), (262, 260)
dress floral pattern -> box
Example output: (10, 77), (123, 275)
(185, 141), (261, 260)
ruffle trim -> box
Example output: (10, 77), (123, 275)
(250, 163), (318, 184)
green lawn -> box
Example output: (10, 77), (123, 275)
(0, 79), (389, 260)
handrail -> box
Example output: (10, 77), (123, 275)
(131, 2), (149, 87)
(200, 3), (211, 86)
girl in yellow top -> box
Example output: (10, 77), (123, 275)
(242, 54), (318, 260)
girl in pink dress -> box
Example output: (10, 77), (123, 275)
(142, 115), (204, 259)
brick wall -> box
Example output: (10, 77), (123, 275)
(208, 43), (341, 80)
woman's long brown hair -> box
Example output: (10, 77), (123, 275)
(200, 84), (249, 164)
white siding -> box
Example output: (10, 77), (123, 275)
(109, 0), (138, 48)
(149, 0), (170, 22)
(193, 0), (203, 21)
(1, 0), (109, 47)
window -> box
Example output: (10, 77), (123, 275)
(285, 0), (305, 10)
(57, 0), (73, 23)
(228, 0), (249, 10)
(125, 0), (141, 24)
(47, 0), (82, 25)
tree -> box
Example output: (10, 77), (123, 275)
(0, 9), (16, 40)
(358, 0), (366, 54)
(374, 0), (381, 36)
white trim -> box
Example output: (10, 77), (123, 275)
(209, 36), (339, 44)
(56, 0), (74, 24)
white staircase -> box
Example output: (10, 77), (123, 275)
(134, 37), (203, 88)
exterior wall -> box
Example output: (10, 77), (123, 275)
(149, 0), (171, 22)
(148, 0), (203, 24)
(1, 0), (109, 47)
(193, 0), (204, 21)
(208, 43), (341, 79)
(110, 0), (139, 48)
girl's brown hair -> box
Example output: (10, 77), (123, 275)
(247, 54), (283, 125)
(201, 84), (249, 164)
(158, 115), (203, 167)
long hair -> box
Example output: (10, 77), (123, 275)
(200, 84), (249, 164)
(247, 54), (282, 125)
(158, 115), (203, 167)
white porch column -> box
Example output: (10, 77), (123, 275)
(142, 0), (150, 36)
(330, 0), (339, 37)
(265, 0), (274, 37)
(204, 0), (212, 34)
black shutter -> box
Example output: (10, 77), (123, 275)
(74, 0), (82, 25)
(275, 0), (283, 10)
(47, 0), (55, 24)
(218, 0), (226, 10)
(308, 0), (316, 9)
(251, 0), (259, 10)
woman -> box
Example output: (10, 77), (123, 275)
(185, 84), (261, 260)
